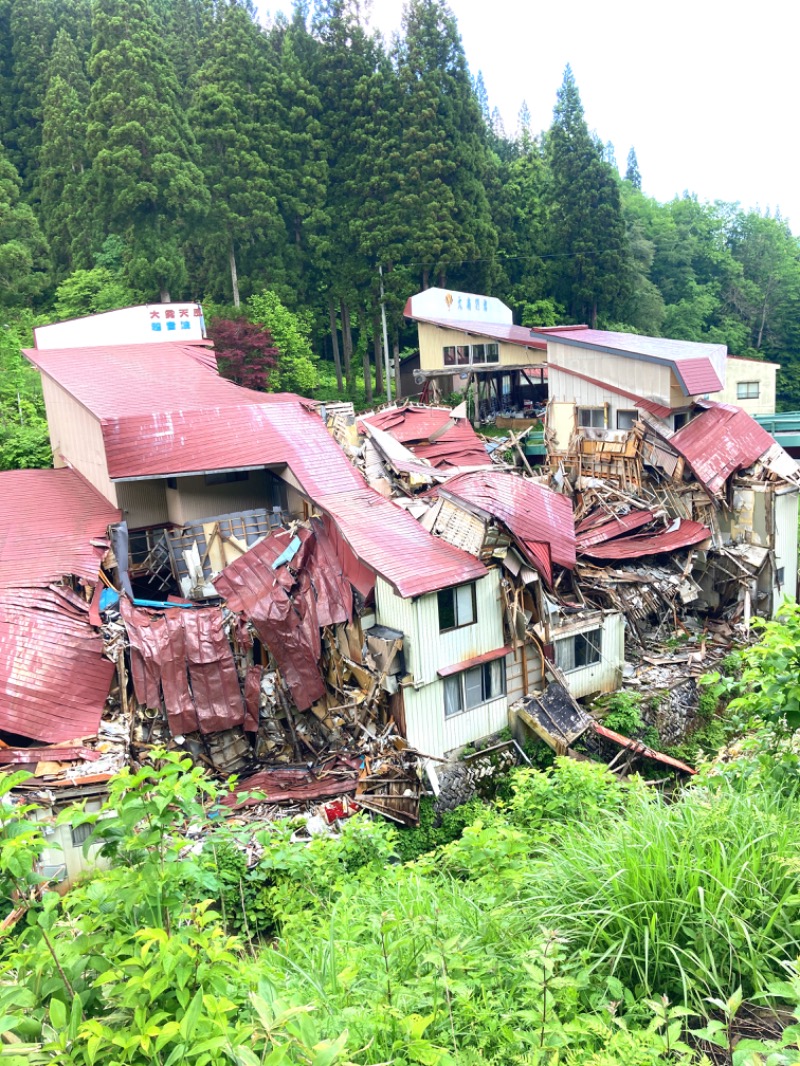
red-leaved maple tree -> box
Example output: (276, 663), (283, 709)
(209, 318), (279, 392)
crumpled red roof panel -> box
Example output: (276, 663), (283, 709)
(579, 519), (711, 560)
(669, 402), (775, 493)
(360, 406), (491, 470)
(439, 471), (576, 584)
(0, 585), (114, 742)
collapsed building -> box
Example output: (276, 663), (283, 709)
(2, 302), (799, 874)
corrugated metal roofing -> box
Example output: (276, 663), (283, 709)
(438, 471), (576, 585)
(575, 510), (655, 549)
(669, 402), (776, 494)
(409, 316), (549, 351)
(316, 488), (487, 599)
(579, 519), (711, 560)
(0, 585), (114, 742)
(360, 406), (491, 470)
(550, 329), (723, 396)
(0, 469), (120, 589)
(26, 338), (485, 598)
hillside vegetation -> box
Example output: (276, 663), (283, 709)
(5, 609), (800, 1065)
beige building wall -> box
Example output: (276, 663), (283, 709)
(40, 376), (118, 506)
(547, 342), (677, 408)
(116, 480), (169, 529)
(417, 322), (545, 372)
(718, 358), (778, 415)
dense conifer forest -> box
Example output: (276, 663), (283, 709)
(2, 0), (800, 412)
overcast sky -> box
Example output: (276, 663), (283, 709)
(258, 0), (800, 232)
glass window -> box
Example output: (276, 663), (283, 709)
(616, 409), (638, 430)
(443, 346), (456, 366)
(444, 675), (462, 717)
(555, 628), (602, 672)
(486, 343), (499, 363)
(578, 408), (605, 428)
(438, 583), (477, 632)
(456, 345), (470, 365)
(464, 666), (484, 709)
(443, 659), (507, 718)
(737, 381), (759, 399)
(471, 344), (485, 363)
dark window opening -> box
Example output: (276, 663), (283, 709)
(438, 583), (477, 632)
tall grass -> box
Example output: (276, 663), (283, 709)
(524, 780), (800, 1006)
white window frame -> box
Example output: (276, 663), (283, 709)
(554, 628), (602, 673)
(443, 659), (506, 718)
(438, 583), (477, 633)
(577, 407), (605, 429)
(737, 381), (760, 400)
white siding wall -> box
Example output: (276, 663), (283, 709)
(548, 342), (674, 407)
(41, 377), (118, 505)
(375, 571), (510, 756)
(773, 488), (799, 610)
(551, 613), (625, 699)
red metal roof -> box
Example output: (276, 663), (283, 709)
(408, 316), (549, 351)
(0, 469), (120, 589)
(438, 471), (576, 584)
(438, 645), (512, 677)
(0, 585), (114, 742)
(669, 402), (776, 494)
(26, 339), (485, 598)
(548, 329), (723, 396)
(578, 519), (711, 560)
(359, 406), (492, 469)
(316, 488), (488, 598)
(575, 510), (656, 549)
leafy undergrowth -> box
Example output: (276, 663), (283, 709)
(4, 745), (800, 1064)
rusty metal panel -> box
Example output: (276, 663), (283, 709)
(670, 402), (775, 494)
(579, 519), (710, 560)
(439, 470), (576, 582)
(121, 600), (244, 734)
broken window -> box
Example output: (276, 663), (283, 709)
(616, 409), (638, 430)
(737, 381), (760, 400)
(554, 628), (602, 672)
(443, 659), (506, 717)
(578, 407), (605, 429)
(266, 471), (289, 512)
(438, 582), (477, 632)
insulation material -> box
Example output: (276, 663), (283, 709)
(121, 599), (244, 735)
(0, 585), (115, 743)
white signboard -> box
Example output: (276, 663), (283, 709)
(34, 303), (207, 350)
(407, 287), (512, 325)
